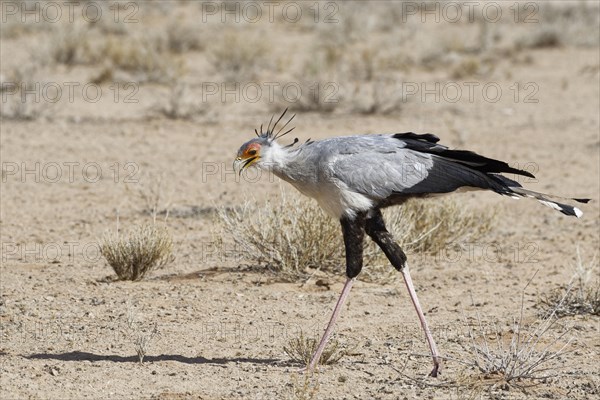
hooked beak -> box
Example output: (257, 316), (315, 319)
(233, 156), (258, 176)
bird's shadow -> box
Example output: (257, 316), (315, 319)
(25, 351), (279, 365)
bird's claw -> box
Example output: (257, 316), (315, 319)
(429, 363), (441, 378)
(296, 364), (318, 374)
(296, 366), (308, 374)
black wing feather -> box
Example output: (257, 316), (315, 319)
(393, 132), (535, 178)
(396, 157), (515, 196)
(393, 132), (440, 143)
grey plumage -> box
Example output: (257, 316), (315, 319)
(237, 131), (587, 219)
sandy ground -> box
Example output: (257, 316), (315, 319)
(1, 2), (599, 399)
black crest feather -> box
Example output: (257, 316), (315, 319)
(256, 108), (297, 141)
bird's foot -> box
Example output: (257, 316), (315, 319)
(429, 363), (441, 378)
(296, 364), (318, 374)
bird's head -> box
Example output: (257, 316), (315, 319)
(234, 108), (296, 174)
(234, 137), (267, 172)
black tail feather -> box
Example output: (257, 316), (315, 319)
(503, 186), (585, 218)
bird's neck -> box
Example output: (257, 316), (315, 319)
(261, 141), (294, 176)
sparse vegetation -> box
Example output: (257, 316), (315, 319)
(272, 79), (339, 113)
(455, 276), (574, 391)
(536, 2), (600, 47)
(515, 27), (562, 50)
(450, 56), (495, 80)
(0, 64), (52, 121)
(218, 192), (493, 280)
(382, 198), (494, 254)
(45, 23), (183, 83)
(539, 251), (600, 317)
(125, 303), (161, 364)
(133, 322), (160, 364)
(48, 25), (95, 65)
(101, 35), (183, 84)
(217, 193), (341, 279)
(280, 44), (405, 115)
(207, 29), (269, 82)
(0, 92), (48, 121)
(101, 224), (174, 281)
(290, 369), (320, 400)
(343, 80), (404, 115)
(131, 172), (174, 218)
(456, 313), (572, 391)
(0, 6), (54, 39)
(284, 331), (351, 367)
(281, 32), (407, 114)
(154, 83), (207, 120)
(166, 21), (204, 53)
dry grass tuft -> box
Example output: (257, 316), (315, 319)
(101, 35), (183, 84)
(342, 80), (404, 116)
(47, 25), (96, 66)
(101, 224), (174, 281)
(284, 331), (351, 367)
(450, 57), (495, 80)
(536, 2), (600, 47)
(127, 172), (174, 218)
(217, 191), (493, 280)
(125, 303), (161, 364)
(290, 369), (320, 400)
(273, 80), (339, 114)
(46, 24), (183, 83)
(154, 83), (207, 120)
(379, 198), (494, 254)
(217, 192), (340, 279)
(166, 21), (204, 53)
(515, 28), (562, 50)
(283, 36), (405, 114)
(538, 250), (599, 317)
(133, 322), (160, 364)
(457, 315), (572, 391)
(456, 274), (574, 391)
(207, 29), (269, 82)
(0, 14), (53, 39)
(0, 64), (52, 121)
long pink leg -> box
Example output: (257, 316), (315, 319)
(401, 264), (441, 377)
(306, 277), (355, 371)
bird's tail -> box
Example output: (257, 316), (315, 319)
(490, 175), (590, 218)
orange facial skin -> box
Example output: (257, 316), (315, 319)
(234, 141), (262, 173)
(239, 142), (261, 160)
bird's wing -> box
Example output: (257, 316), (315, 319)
(327, 147), (432, 199)
(325, 134), (514, 200)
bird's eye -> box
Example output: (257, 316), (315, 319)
(248, 149), (257, 156)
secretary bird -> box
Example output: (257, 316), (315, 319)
(233, 109), (589, 377)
